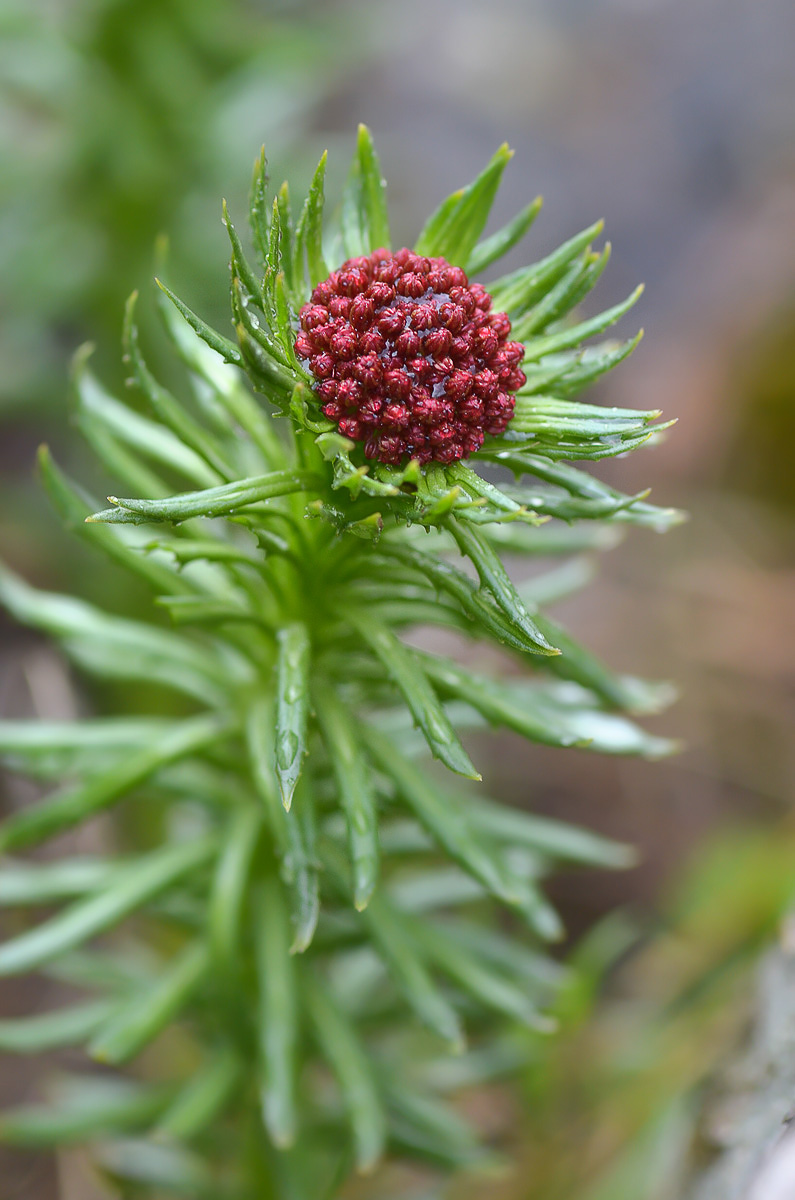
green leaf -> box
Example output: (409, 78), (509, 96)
(155, 279), (245, 370)
(246, 699), (319, 952)
(489, 426), (661, 463)
(382, 1078), (483, 1168)
(223, 200), (267, 311)
(249, 145), (270, 266)
(275, 622), (311, 810)
(520, 333), (643, 398)
(372, 540), (546, 657)
(340, 124), (391, 258)
(444, 920), (567, 991)
(155, 286), (285, 468)
(349, 611), (480, 779)
(388, 865), (487, 913)
(508, 394), (655, 439)
(96, 1137), (215, 1196)
(38, 447), (192, 597)
(492, 451), (683, 532)
(276, 182), (295, 294)
(274, 271), (303, 369)
(0, 1077), (172, 1147)
(303, 968), (386, 1172)
(315, 686), (379, 910)
(123, 293), (237, 482)
(293, 151), (329, 290)
(489, 219), (604, 315)
(362, 889), (464, 1048)
(254, 875), (298, 1148)
(71, 347), (217, 488)
(419, 653), (587, 750)
(89, 941), (211, 1065)
(155, 1048), (241, 1142)
(208, 806), (263, 969)
(0, 714), (231, 853)
(522, 285), (643, 364)
(0, 856), (118, 904)
(362, 727), (562, 939)
(147, 537), (263, 568)
(0, 837), (216, 977)
(0, 1001), (115, 1053)
(88, 469), (320, 525)
(408, 917), (553, 1029)
(447, 517), (558, 655)
(415, 143), (513, 265)
(0, 715), (177, 783)
(533, 611), (678, 711)
(422, 655), (676, 760)
(465, 195), (543, 275)
(446, 461), (541, 524)
(467, 797), (637, 870)
(511, 244), (611, 342)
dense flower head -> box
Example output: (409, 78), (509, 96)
(296, 247), (526, 465)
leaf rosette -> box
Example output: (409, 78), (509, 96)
(0, 126), (681, 1195)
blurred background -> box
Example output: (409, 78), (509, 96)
(1, 0), (794, 1196)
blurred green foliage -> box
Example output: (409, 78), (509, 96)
(0, 0), (359, 415)
(502, 823), (795, 1200)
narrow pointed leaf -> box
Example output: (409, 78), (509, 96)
(382, 1079), (483, 1168)
(355, 123), (391, 251)
(303, 969), (386, 1172)
(448, 517), (558, 655)
(72, 350), (216, 488)
(254, 875), (298, 1147)
(0, 838), (215, 977)
(0, 714), (230, 853)
(208, 806), (263, 968)
(465, 195), (543, 275)
(415, 143), (513, 265)
(362, 726), (560, 937)
(0, 1079), (172, 1147)
(275, 622), (311, 809)
(0, 856), (117, 904)
(89, 941), (211, 1065)
(249, 146), (270, 265)
(38, 447), (191, 596)
(0, 564), (230, 700)
(247, 699), (319, 951)
(362, 890), (464, 1048)
(467, 797), (637, 869)
(490, 219), (604, 315)
(88, 469), (320, 525)
(315, 685), (379, 910)
(156, 1048), (241, 1141)
(409, 918), (553, 1029)
(522, 285), (643, 363)
(95, 1138), (214, 1194)
(293, 151), (329, 291)
(373, 541), (545, 657)
(349, 611), (480, 779)
(340, 125), (391, 258)
(123, 293), (236, 481)
(0, 1001), (115, 1053)
(223, 200), (267, 308)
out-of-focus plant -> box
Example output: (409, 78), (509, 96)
(0, 127), (681, 1198)
(500, 825), (795, 1200)
(0, 0), (357, 414)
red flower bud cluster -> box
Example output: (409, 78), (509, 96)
(296, 248), (525, 465)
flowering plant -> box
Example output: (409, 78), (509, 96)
(0, 127), (679, 1198)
